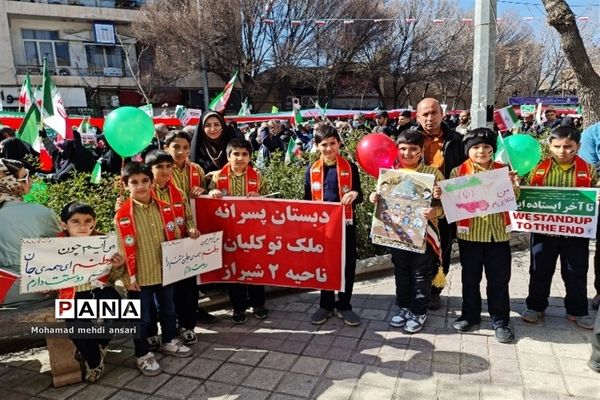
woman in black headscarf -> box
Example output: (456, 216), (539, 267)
(190, 110), (237, 176)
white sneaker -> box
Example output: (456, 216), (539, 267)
(160, 339), (193, 358)
(136, 352), (161, 376)
(389, 307), (410, 328)
(404, 312), (427, 333)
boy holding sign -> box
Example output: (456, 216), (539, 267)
(521, 126), (598, 330)
(58, 202), (125, 383)
(369, 130), (444, 333)
(145, 150), (200, 345)
(116, 162), (192, 377)
(208, 138), (268, 324)
(439, 128), (519, 343)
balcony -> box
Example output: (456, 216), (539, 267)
(15, 64), (137, 88)
(16, 64), (133, 77)
(11, 0), (146, 9)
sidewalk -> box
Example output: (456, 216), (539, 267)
(0, 245), (599, 400)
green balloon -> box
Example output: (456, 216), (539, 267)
(503, 134), (542, 176)
(104, 107), (155, 157)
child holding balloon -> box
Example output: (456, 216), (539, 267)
(521, 125), (599, 330)
(304, 123), (363, 327)
(369, 129), (445, 333)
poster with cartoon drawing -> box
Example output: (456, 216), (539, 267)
(370, 169), (435, 253)
(438, 167), (517, 224)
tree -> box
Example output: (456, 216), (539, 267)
(541, 0), (600, 126)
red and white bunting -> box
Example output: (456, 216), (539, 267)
(315, 20), (327, 26)
(343, 20), (354, 24)
(262, 18), (275, 24)
(405, 18), (416, 23)
(578, 16), (590, 22)
(291, 19), (303, 26)
(433, 18), (445, 25)
(462, 18), (473, 24)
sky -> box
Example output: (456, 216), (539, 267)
(457, 0), (599, 18)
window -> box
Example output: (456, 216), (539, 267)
(22, 29), (71, 68)
(84, 44), (126, 75)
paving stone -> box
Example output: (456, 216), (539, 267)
(199, 346), (236, 361)
(291, 356), (329, 376)
(68, 384), (118, 400)
(521, 371), (567, 394)
(324, 361), (363, 380)
(5, 369), (52, 395)
(126, 373), (172, 394)
(280, 340), (307, 355)
(189, 380), (235, 399)
(258, 352), (298, 370)
(269, 393), (304, 400)
(518, 352), (559, 373)
(357, 365), (398, 387)
(178, 357), (223, 380)
(275, 372), (319, 397)
(0, 387), (31, 400)
(157, 355), (194, 374)
(210, 362), (252, 384)
(107, 389), (148, 400)
(437, 381), (481, 400)
(242, 367), (285, 391)
(480, 385), (524, 400)
(311, 378), (356, 400)
(523, 389), (560, 400)
(325, 346), (351, 362)
(37, 382), (87, 399)
(563, 374), (600, 397)
(228, 349), (268, 366)
(155, 376), (202, 399)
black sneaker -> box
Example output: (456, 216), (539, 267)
(197, 307), (217, 324)
(494, 324), (514, 343)
(253, 307), (269, 319)
(453, 317), (479, 332)
(232, 312), (247, 325)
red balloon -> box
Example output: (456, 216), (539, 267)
(355, 133), (397, 177)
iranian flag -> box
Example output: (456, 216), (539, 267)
(494, 106), (519, 132)
(17, 104), (42, 152)
(41, 59), (70, 139)
(208, 71), (238, 113)
(284, 138), (303, 165)
(18, 73), (34, 112)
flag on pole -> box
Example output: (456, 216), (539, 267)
(493, 106), (519, 132)
(139, 104), (154, 117)
(293, 108), (304, 125)
(78, 115), (91, 133)
(284, 138), (303, 165)
(271, 105), (279, 113)
(41, 58), (69, 139)
(18, 73), (34, 112)
(238, 98), (251, 116)
(0, 268), (19, 305)
(90, 159), (102, 184)
(208, 70), (238, 113)
(535, 102), (543, 125)
(17, 104), (42, 152)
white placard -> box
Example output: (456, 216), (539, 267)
(161, 232), (223, 286)
(20, 235), (117, 294)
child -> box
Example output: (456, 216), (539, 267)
(163, 130), (217, 325)
(145, 150), (200, 345)
(208, 138), (268, 324)
(59, 202), (125, 383)
(442, 128), (518, 343)
(304, 123), (363, 327)
(115, 162), (192, 377)
(369, 130), (444, 333)
(521, 125), (598, 330)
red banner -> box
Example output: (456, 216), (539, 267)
(195, 197), (345, 291)
(0, 268), (18, 304)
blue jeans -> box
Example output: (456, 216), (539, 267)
(129, 284), (177, 357)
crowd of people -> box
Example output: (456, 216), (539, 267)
(1, 99), (599, 382)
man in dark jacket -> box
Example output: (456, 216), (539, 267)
(413, 98), (466, 310)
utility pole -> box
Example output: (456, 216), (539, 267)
(197, 0), (210, 110)
(470, 0), (497, 129)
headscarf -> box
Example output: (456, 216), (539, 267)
(190, 110), (237, 173)
(0, 159), (23, 205)
(0, 138), (32, 161)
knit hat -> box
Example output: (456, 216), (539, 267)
(462, 128), (497, 156)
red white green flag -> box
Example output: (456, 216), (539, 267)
(18, 73), (34, 112)
(208, 71), (238, 113)
(41, 58), (70, 139)
(493, 106), (519, 132)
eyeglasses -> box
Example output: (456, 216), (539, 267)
(16, 169), (30, 184)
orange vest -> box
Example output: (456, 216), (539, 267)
(152, 179), (188, 236)
(216, 164), (259, 195)
(455, 160), (512, 233)
(310, 155), (354, 222)
(530, 156), (591, 187)
(188, 162), (202, 189)
(114, 196), (177, 281)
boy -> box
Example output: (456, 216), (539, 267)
(443, 128), (518, 343)
(58, 202), (125, 383)
(116, 162), (192, 377)
(163, 130), (217, 325)
(304, 123), (363, 327)
(521, 126), (598, 330)
(208, 138), (268, 324)
(145, 150), (200, 345)
(369, 130), (444, 333)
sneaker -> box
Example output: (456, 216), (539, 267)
(521, 308), (544, 323)
(428, 293), (441, 310)
(310, 308), (332, 325)
(389, 308), (410, 328)
(453, 317), (479, 332)
(253, 306), (269, 319)
(160, 339), (193, 358)
(566, 314), (594, 330)
(591, 294), (600, 311)
(232, 312), (247, 325)
(179, 328), (198, 345)
(84, 359), (104, 383)
(335, 309), (361, 327)
(136, 352), (161, 376)
(197, 307), (217, 324)
(147, 335), (160, 351)
(494, 324), (515, 343)
(404, 312), (427, 333)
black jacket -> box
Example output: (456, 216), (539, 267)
(411, 122), (466, 179)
